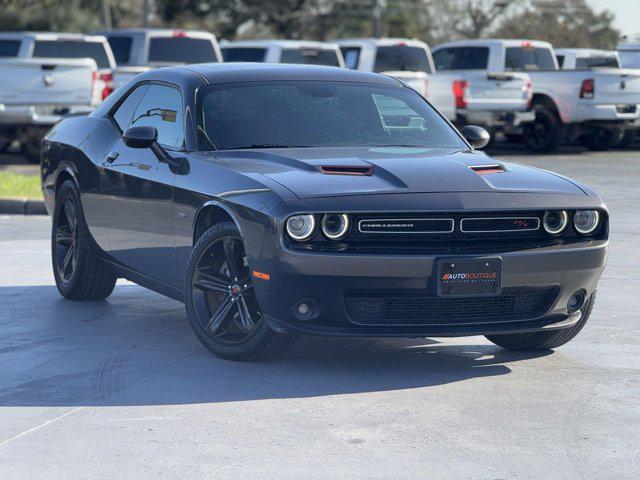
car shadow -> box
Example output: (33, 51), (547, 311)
(0, 285), (552, 407)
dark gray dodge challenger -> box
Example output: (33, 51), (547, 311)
(41, 63), (608, 360)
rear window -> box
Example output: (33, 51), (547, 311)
(0, 40), (20, 57)
(148, 37), (218, 64)
(576, 56), (620, 69)
(432, 47), (489, 70)
(280, 48), (341, 66)
(374, 45), (431, 73)
(107, 36), (133, 65)
(221, 47), (267, 62)
(505, 46), (556, 71)
(32, 40), (111, 69)
(340, 47), (361, 69)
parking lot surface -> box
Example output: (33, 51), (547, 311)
(0, 147), (639, 479)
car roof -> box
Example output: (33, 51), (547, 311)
(335, 37), (429, 47)
(433, 39), (553, 51)
(554, 48), (616, 57)
(169, 62), (401, 85)
(0, 32), (108, 42)
(97, 28), (215, 38)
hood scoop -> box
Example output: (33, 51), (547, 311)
(469, 164), (505, 175)
(319, 165), (374, 176)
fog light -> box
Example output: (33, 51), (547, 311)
(567, 291), (586, 313)
(292, 299), (319, 321)
(297, 303), (310, 316)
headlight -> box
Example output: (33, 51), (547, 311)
(286, 214), (316, 241)
(543, 210), (568, 235)
(573, 210), (600, 235)
(321, 214), (350, 240)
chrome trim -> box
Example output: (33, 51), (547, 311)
(358, 218), (455, 234)
(460, 216), (540, 233)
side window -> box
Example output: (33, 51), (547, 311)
(340, 47), (361, 69)
(112, 84), (148, 131)
(130, 84), (184, 149)
(556, 55), (565, 68)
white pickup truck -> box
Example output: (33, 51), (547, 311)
(0, 32), (115, 162)
(221, 40), (344, 67)
(434, 39), (640, 151)
(555, 48), (621, 70)
(96, 29), (222, 88)
(338, 38), (533, 139)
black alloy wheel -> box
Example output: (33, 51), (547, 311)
(185, 222), (296, 361)
(522, 106), (564, 152)
(54, 196), (79, 283)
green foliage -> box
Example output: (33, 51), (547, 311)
(0, 172), (42, 199)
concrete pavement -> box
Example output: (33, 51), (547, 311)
(0, 148), (638, 479)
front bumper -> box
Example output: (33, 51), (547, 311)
(249, 240), (607, 337)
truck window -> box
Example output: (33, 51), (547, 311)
(33, 40), (111, 69)
(0, 40), (20, 57)
(221, 48), (267, 62)
(374, 46), (431, 73)
(432, 47), (489, 70)
(556, 55), (565, 68)
(505, 46), (556, 71)
(619, 50), (640, 68)
(280, 48), (341, 66)
(576, 56), (620, 69)
(148, 37), (218, 64)
(107, 36), (133, 65)
(340, 47), (361, 69)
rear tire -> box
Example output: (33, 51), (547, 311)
(485, 291), (596, 351)
(184, 222), (296, 361)
(522, 105), (564, 152)
(52, 180), (117, 300)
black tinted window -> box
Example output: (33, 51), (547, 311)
(112, 84), (148, 131)
(505, 47), (556, 70)
(107, 36), (133, 65)
(340, 47), (361, 69)
(556, 55), (565, 68)
(433, 47), (489, 70)
(280, 49), (341, 66)
(198, 81), (465, 151)
(0, 40), (20, 57)
(130, 85), (184, 149)
(32, 40), (111, 69)
(221, 47), (267, 62)
(148, 37), (217, 64)
(576, 56), (620, 69)
(374, 46), (431, 73)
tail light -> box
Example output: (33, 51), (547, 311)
(173, 30), (187, 37)
(580, 78), (595, 99)
(452, 80), (468, 109)
(525, 79), (533, 108)
(92, 71), (115, 102)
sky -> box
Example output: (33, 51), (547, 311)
(587, 0), (640, 37)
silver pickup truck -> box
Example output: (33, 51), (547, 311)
(221, 40), (344, 67)
(435, 39), (640, 152)
(97, 29), (222, 88)
(0, 33), (115, 162)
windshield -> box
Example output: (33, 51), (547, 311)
(374, 45), (432, 73)
(148, 37), (218, 64)
(280, 48), (341, 66)
(198, 81), (466, 151)
(33, 40), (111, 69)
(576, 56), (620, 69)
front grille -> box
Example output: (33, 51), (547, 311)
(344, 288), (558, 326)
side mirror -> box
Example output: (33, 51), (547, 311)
(461, 125), (491, 149)
(123, 126), (157, 149)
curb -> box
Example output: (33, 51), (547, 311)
(0, 198), (47, 215)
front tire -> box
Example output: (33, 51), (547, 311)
(52, 180), (117, 299)
(485, 291), (596, 351)
(184, 222), (296, 361)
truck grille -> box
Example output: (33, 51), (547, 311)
(344, 288), (558, 326)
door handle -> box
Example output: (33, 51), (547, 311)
(105, 151), (119, 164)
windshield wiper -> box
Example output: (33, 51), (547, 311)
(225, 143), (309, 150)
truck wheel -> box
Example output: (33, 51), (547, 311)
(21, 127), (48, 164)
(486, 291), (595, 351)
(617, 130), (636, 149)
(522, 106), (564, 152)
(580, 128), (616, 151)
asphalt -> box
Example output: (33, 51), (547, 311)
(0, 147), (639, 479)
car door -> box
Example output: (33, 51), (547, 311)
(101, 83), (184, 287)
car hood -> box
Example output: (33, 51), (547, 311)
(213, 147), (586, 198)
